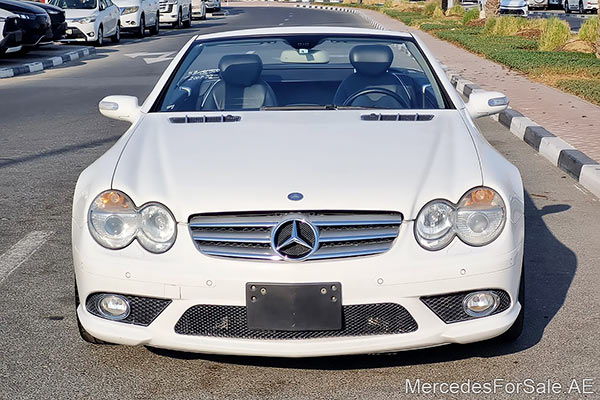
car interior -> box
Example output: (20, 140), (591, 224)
(158, 40), (446, 112)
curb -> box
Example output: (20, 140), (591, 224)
(446, 70), (600, 199)
(0, 47), (96, 79)
(294, 4), (385, 30)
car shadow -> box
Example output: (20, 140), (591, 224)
(147, 192), (577, 369)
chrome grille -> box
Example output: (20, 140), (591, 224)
(189, 211), (402, 261)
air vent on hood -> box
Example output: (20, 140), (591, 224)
(169, 115), (242, 124)
(361, 113), (434, 122)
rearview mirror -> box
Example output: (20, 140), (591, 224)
(465, 91), (509, 119)
(99, 95), (141, 124)
(280, 50), (329, 64)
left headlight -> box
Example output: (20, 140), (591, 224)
(88, 190), (177, 254)
(121, 6), (139, 15)
(73, 16), (96, 24)
(415, 187), (506, 251)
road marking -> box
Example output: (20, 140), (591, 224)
(0, 231), (53, 285)
(125, 51), (176, 64)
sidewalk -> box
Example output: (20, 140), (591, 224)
(359, 8), (600, 163)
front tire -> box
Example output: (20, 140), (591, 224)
(172, 8), (182, 28)
(75, 283), (110, 345)
(565, 0), (571, 12)
(182, 8), (191, 27)
(579, 0), (584, 12)
(136, 15), (145, 38)
(111, 23), (120, 43)
(95, 26), (104, 46)
(149, 13), (160, 34)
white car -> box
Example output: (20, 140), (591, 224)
(564, 0), (598, 13)
(0, 9), (22, 55)
(73, 27), (525, 358)
(112, 0), (159, 37)
(191, 0), (206, 20)
(527, 0), (548, 9)
(51, 0), (120, 46)
(499, 0), (529, 16)
(158, 0), (191, 28)
(204, 0), (220, 12)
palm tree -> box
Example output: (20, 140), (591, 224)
(597, 7), (599, 58)
(485, 0), (500, 17)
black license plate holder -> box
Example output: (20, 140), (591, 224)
(246, 282), (342, 331)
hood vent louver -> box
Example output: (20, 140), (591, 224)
(361, 113), (434, 122)
(169, 115), (242, 124)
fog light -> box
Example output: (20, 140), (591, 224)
(97, 294), (130, 320)
(463, 291), (499, 317)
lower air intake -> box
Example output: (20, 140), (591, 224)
(174, 303), (418, 339)
(86, 293), (171, 327)
(421, 290), (511, 324)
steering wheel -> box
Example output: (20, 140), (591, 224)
(343, 88), (410, 109)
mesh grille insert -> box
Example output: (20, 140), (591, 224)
(421, 290), (511, 324)
(86, 293), (171, 327)
(174, 303), (418, 339)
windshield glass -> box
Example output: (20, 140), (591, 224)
(49, 0), (97, 10)
(156, 35), (450, 112)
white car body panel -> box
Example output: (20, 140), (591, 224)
(191, 0), (206, 18)
(0, 9), (22, 54)
(113, 0), (159, 30)
(204, 0), (220, 11)
(62, 1), (119, 42)
(73, 27), (524, 357)
(565, 0), (598, 11)
(158, 0), (191, 24)
(499, 0), (529, 16)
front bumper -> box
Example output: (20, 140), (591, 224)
(159, 8), (179, 23)
(499, 5), (529, 16)
(0, 30), (22, 54)
(120, 11), (141, 30)
(74, 217), (524, 357)
(61, 23), (95, 42)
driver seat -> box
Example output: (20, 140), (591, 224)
(202, 54), (277, 111)
(333, 45), (411, 108)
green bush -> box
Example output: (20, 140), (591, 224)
(483, 17), (497, 34)
(446, 4), (465, 17)
(462, 8), (480, 25)
(423, 0), (442, 16)
(489, 16), (526, 36)
(432, 6), (445, 19)
(539, 17), (571, 51)
(557, 79), (600, 106)
(578, 16), (599, 43)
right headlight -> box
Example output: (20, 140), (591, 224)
(88, 190), (177, 254)
(415, 187), (506, 251)
(121, 6), (139, 15)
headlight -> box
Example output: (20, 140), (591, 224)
(17, 13), (37, 20)
(88, 191), (177, 253)
(415, 187), (506, 251)
(120, 6), (139, 15)
(73, 16), (96, 24)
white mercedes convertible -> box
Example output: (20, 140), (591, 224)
(73, 27), (525, 357)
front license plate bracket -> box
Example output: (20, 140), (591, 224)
(246, 282), (342, 331)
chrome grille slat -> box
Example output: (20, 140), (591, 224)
(189, 211), (402, 261)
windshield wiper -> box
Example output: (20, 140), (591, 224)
(261, 105), (337, 111)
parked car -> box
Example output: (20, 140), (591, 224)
(190, 0), (205, 20)
(203, 0), (218, 12)
(73, 27), (525, 357)
(158, 0), (190, 28)
(25, 1), (66, 40)
(564, 0), (598, 13)
(49, 0), (120, 46)
(527, 0), (548, 9)
(0, 0), (52, 50)
(499, 0), (529, 15)
(112, 0), (159, 37)
(0, 8), (22, 54)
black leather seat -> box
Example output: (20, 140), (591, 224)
(333, 45), (412, 108)
(201, 54), (277, 111)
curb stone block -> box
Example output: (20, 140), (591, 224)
(558, 150), (599, 180)
(523, 125), (555, 152)
(539, 137), (575, 166)
(579, 165), (600, 198)
(0, 47), (95, 79)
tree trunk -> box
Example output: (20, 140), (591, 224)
(485, 0), (500, 18)
(597, 7), (600, 59)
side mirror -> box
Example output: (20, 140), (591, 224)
(99, 95), (141, 124)
(465, 91), (509, 119)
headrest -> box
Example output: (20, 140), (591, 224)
(219, 54), (264, 87)
(350, 45), (394, 76)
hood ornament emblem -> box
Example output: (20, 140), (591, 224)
(287, 192), (304, 201)
(271, 219), (318, 261)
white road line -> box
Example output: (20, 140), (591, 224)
(0, 231), (53, 285)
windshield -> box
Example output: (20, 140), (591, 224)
(49, 0), (97, 10)
(155, 35), (450, 112)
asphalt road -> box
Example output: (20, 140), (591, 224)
(0, 4), (599, 400)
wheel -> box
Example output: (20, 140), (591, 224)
(75, 282), (110, 345)
(111, 23), (120, 43)
(149, 13), (160, 34)
(95, 25), (104, 46)
(136, 15), (145, 37)
(565, 0), (571, 13)
(172, 8), (182, 28)
(578, 0), (584, 13)
(496, 264), (525, 342)
(183, 8), (191, 27)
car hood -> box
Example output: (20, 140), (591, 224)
(112, 110), (483, 222)
(64, 9), (97, 19)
